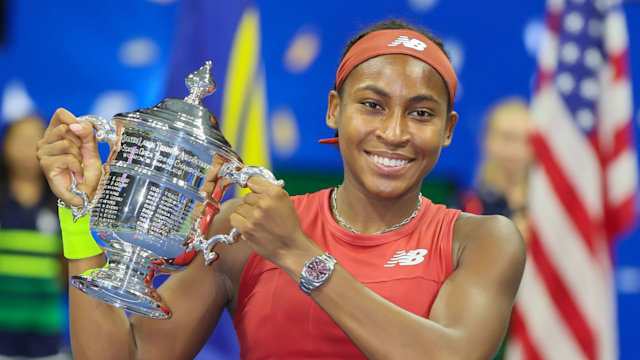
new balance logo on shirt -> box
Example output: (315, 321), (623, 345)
(387, 36), (427, 51)
(384, 249), (429, 267)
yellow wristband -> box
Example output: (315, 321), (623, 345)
(58, 207), (103, 259)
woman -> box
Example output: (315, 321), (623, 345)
(467, 98), (532, 242)
(37, 20), (525, 359)
(0, 115), (67, 359)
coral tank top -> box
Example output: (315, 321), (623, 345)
(233, 188), (460, 359)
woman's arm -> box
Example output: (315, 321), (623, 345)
(37, 109), (236, 359)
(302, 212), (525, 359)
(233, 177), (526, 360)
(66, 251), (231, 360)
(301, 214), (524, 359)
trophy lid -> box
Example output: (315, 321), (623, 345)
(112, 61), (240, 162)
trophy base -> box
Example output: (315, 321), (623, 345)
(69, 241), (171, 319)
(71, 271), (170, 319)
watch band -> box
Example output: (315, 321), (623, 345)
(299, 252), (337, 295)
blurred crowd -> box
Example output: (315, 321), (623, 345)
(0, 115), (70, 359)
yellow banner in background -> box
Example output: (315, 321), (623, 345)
(222, 7), (271, 197)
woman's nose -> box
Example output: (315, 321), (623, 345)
(375, 110), (409, 146)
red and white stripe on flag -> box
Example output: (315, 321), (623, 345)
(505, 0), (638, 359)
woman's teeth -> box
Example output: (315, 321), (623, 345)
(371, 154), (409, 167)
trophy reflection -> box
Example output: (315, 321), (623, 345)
(62, 61), (282, 318)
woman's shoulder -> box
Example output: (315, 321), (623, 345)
(289, 188), (333, 218)
(451, 212), (526, 270)
(454, 211), (517, 232)
(289, 188), (332, 203)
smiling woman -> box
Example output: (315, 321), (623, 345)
(326, 54), (456, 211)
(37, 19), (525, 360)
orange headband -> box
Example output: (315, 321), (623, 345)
(320, 29), (457, 145)
(335, 29), (457, 106)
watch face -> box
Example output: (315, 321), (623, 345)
(305, 260), (329, 281)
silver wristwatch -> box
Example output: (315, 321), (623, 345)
(299, 253), (337, 295)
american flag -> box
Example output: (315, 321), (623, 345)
(505, 0), (638, 359)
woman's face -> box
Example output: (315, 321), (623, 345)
(327, 54), (457, 199)
(2, 117), (45, 179)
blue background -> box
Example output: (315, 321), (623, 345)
(1, 0), (639, 358)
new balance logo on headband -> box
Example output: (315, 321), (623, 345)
(387, 35), (427, 51)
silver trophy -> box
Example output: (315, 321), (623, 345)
(63, 61), (282, 319)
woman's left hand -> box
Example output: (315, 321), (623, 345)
(229, 176), (322, 272)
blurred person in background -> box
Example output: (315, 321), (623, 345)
(0, 115), (68, 359)
(463, 98), (532, 243)
(462, 98), (532, 359)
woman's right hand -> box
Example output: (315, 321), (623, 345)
(36, 108), (104, 207)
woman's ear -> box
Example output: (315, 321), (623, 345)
(326, 90), (340, 130)
(442, 111), (458, 147)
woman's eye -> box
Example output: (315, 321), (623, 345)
(362, 101), (382, 110)
(412, 109), (432, 118)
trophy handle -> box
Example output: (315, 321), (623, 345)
(77, 114), (118, 146)
(218, 162), (284, 188)
(196, 162), (284, 265)
(58, 115), (117, 222)
(57, 172), (91, 222)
